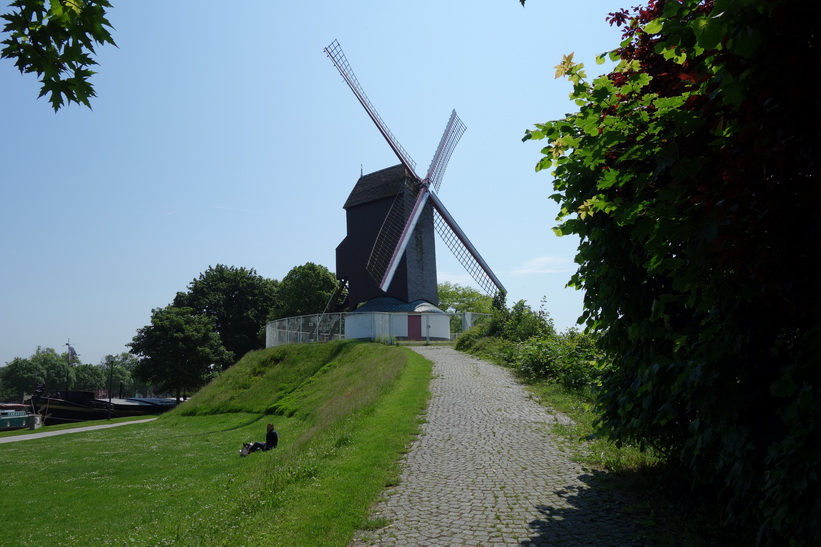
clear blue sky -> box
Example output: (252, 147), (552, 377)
(0, 0), (625, 367)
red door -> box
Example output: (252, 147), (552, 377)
(408, 315), (422, 340)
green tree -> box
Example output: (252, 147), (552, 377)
(274, 262), (338, 319)
(525, 0), (818, 541)
(119, 352), (147, 396)
(108, 351), (139, 373)
(0, 374), (17, 402)
(100, 353), (144, 397)
(173, 265), (279, 364)
(438, 282), (494, 333)
(73, 363), (105, 391)
(0, 346), (78, 400)
(92, 356), (133, 397)
(437, 282), (493, 314)
(1, 0), (116, 110)
(0, 356), (45, 401)
(129, 306), (231, 402)
(108, 365), (132, 397)
(31, 347), (75, 391)
(503, 300), (553, 342)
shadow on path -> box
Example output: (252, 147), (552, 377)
(521, 468), (735, 546)
(521, 469), (654, 546)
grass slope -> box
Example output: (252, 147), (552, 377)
(0, 341), (432, 546)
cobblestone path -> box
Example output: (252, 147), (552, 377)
(350, 346), (650, 546)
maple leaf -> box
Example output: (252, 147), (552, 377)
(554, 52), (576, 79)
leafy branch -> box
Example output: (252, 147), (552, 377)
(1, 0), (116, 111)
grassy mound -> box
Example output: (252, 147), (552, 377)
(0, 341), (432, 545)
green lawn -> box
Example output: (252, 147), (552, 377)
(0, 341), (432, 546)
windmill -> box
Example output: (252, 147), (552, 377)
(325, 39), (505, 313)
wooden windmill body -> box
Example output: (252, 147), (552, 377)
(325, 40), (505, 320)
(336, 165), (438, 309)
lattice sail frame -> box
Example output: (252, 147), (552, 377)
(430, 193), (505, 298)
(324, 39), (419, 179)
(434, 213), (498, 296)
(366, 178), (420, 284)
(427, 110), (466, 193)
(325, 39), (506, 299)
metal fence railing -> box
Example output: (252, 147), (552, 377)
(265, 313), (345, 347)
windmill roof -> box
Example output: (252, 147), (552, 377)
(348, 297), (448, 314)
(343, 164), (409, 209)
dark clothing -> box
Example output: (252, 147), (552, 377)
(249, 429), (278, 453)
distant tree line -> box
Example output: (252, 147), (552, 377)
(0, 262), (339, 403)
(0, 349), (148, 402)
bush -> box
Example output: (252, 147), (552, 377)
(456, 299), (606, 393)
(455, 328), (516, 367)
(514, 329), (606, 390)
(503, 300), (554, 342)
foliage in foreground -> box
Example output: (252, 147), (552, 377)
(0, 341), (432, 546)
(1, 0), (115, 110)
(524, 0), (819, 542)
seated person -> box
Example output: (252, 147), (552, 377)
(246, 423), (278, 454)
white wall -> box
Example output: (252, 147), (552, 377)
(344, 312), (450, 341)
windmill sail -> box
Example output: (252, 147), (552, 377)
(371, 111), (467, 292)
(429, 192), (506, 297)
(326, 38), (505, 303)
(324, 40), (420, 180)
(426, 110), (466, 193)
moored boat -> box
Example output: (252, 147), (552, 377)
(31, 390), (178, 425)
(0, 403), (44, 432)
